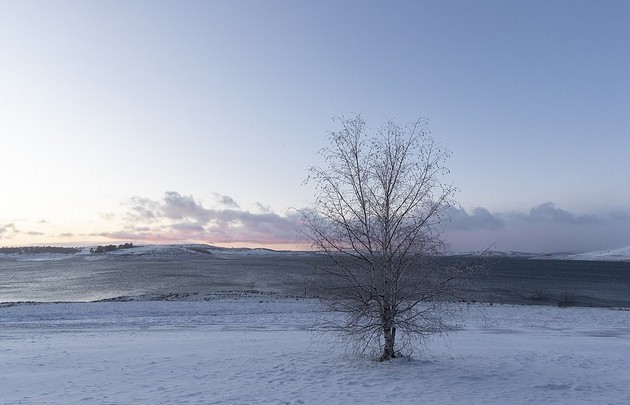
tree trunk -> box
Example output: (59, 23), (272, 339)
(380, 325), (396, 361)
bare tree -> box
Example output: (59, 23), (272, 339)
(302, 115), (468, 361)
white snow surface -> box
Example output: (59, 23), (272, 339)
(2, 295), (630, 404)
(4, 243), (630, 261)
(562, 245), (630, 261)
(0, 244), (301, 261)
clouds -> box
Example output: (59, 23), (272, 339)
(105, 191), (301, 246)
(0, 191), (301, 247)
(448, 202), (610, 231)
(126, 197), (160, 222)
(0, 191), (627, 254)
(0, 223), (44, 241)
(161, 191), (211, 222)
(107, 194), (629, 253)
(447, 207), (504, 230)
(0, 222), (75, 243)
(0, 223), (18, 239)
(517, 202), (599, 225)
(444, 202), (630, 253)
(214, 193), (239, 209)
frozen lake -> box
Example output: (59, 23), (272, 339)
(1, 252), (629, 307)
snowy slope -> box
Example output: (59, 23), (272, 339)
(561, 245), (630, 261)
(101, 244), (302, 258)
(2, 297), (630, 404)
(4, 243), (629, 261)
(0, 244), (295, 261)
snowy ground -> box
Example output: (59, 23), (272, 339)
(2, 295), (630, 404)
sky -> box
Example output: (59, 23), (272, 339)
(1, 0), (629, 253)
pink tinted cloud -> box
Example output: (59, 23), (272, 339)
(105, 192), (301, 246)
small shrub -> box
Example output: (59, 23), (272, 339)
(558, 292), (573, 308)
(532, 289), (546, 301)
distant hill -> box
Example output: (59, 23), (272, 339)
(455, 247), (630, 262)
(93, 244), (295, 258)
(558, 246), (630, 262)
(0, 243), (299, 261)
(2, 243), (629, 262)
(0, 246), (80, 255)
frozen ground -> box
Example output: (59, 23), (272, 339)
(562, 245), (630, 261)
(3, 250), (630, 307)
(2, 294), (630, 404)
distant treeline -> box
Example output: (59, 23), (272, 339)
(0, 246), (81, 255)
(90, 243), (135, 254)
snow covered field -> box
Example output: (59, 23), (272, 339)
(2, 294), (630, 404)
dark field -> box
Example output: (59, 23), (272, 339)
(1, 254), (629, 307)
(463, 257), (630, 307)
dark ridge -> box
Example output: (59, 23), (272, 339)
(90, 243), (135, 254)
(0, 246), (80, 255)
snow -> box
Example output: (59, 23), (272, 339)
(13, 253), (73, 262)
(4, 243), (630, 262)
(0, 244), (301, 261)
(2, 295), (630, 404)
(562, 245), (630, 262)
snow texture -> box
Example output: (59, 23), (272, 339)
(3, 243), (630, 261)
(2, 295), (630, 404)
(0, 244), (297, 262)
(562, 245), (630, 261)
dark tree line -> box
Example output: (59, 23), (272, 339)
(0, 246), (80, 255)
(90, 243), (134, 254)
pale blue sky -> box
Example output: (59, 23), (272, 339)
(1, 1), (629, 252)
